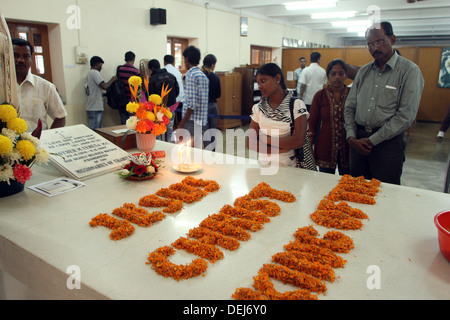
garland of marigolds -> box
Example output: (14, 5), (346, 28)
(89, 176), (220, 240)
(146, 181), (297, 281)
(89, 174), (381, 300)
(232, 174), (381, 300)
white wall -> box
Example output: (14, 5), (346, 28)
(2, 0), (341, 128)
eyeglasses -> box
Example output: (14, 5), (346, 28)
(366, 38), (386, 49)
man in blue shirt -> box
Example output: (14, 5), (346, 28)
(177, 46), (209, 149)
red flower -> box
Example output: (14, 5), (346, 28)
(145, 119), (155, 131)
(143, 101), (155, 111)
(151, 160), (158, 172)
(133, 165), (147, 176)
(13, 164), (32, 184)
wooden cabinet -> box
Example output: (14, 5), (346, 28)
(216, 72), (242, 130)
(95, 125), (136, 150)
(234, 66), (260, 124)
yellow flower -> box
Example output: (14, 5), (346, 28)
(7, 117), (28, 134)
(128, 76), (142, 88)
(146, 111), (156, 122)
(149, 94), (162, 106)
(161, 108), (172, 119)
(0, 104), (18, 123)
(126, 102), (139, 114)
(0, 135), (13, 155)
(15, 140), (36, 161)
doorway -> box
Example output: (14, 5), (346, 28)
(167, 37), (188, 74)
(7, 21), (53, 83)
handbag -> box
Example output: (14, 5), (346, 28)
(289, 97), (317, 171)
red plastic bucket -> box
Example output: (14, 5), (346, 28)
(434, 210), (450, 262)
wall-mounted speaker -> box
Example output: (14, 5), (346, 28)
(150, 8), (166, 25)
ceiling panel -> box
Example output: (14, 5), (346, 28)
(202, 0), (450, 46)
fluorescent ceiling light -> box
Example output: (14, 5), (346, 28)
(311, 11), (356, 19)
(331, 20), (371, 28)
(285, 0), (337, 11)
(347, 26), (369, 33)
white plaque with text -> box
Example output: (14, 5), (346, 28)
(40, 124), (130, 180)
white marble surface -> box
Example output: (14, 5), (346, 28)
(1, 140), (449, 300)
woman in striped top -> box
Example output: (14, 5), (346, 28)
(247, 63), (309, 167)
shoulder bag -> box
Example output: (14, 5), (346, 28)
(289, 97), (317, 171)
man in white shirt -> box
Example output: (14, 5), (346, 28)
(163, 54), (185, 142)
(85, 56), (116, 130)
(299, 52), (327, 111)
(13, 38), (67, 132)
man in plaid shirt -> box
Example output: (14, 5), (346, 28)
(177, 46), (209, 148)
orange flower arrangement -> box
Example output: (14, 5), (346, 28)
(125, 76), (173, 136)
(112, 203), (165, 227)
(138, 194), (183, 213)
(89, 213), (135, 240)
(260, 263), (327, 294)
(219, 205), (271, 224)
(248, 182), (296, 202)
(252, 269), (319, 300)
(208, 213), (264, 232)
(181, 176), (221, 192)
(171, 237), (225, 263)
(146, 181), (296, 281)
(199, 216), (251, 241)
(187, 227), (241, 251)
(271, 251), (336, 282)
(283, 242), (346, 268)
(146, 246), (208, 281)
(234, 195), (281, 217)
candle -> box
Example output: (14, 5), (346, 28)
(178, 144), (184, 165)
(186, 140), (191, 164)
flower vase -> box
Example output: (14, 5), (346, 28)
(0, 180), (25, 198)
(135, 133), (156, 153)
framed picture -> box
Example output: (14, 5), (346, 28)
(438, 47), (450, 88)
(240, 17), (248, 37)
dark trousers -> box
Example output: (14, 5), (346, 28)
(349, 128), (406, 185)
(440, 102), (450, 132)
(319, 152), (349, 176)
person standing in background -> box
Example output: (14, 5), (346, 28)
(202, 54), (221, 151)
(164, 54), (185, 142)
(177, 46), (209, 149)
(147, 58), (179, 142)
(13, 38), (67, 132)
(308, 59), (350, 175)
(299, 52), (327, 112)
(293, 56), (306, 98)
(85, 56), (116, 130)
(437, 102), (450, 139)
(117, 51), (140, 124)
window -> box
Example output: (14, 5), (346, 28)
(167, 37), (188, 74)
(251, 45), (272, 66)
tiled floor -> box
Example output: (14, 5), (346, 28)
(218, 121), (450, 193)
(402, 121), (449, 193)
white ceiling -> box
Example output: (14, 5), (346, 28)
(201, 0), (450, 46)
